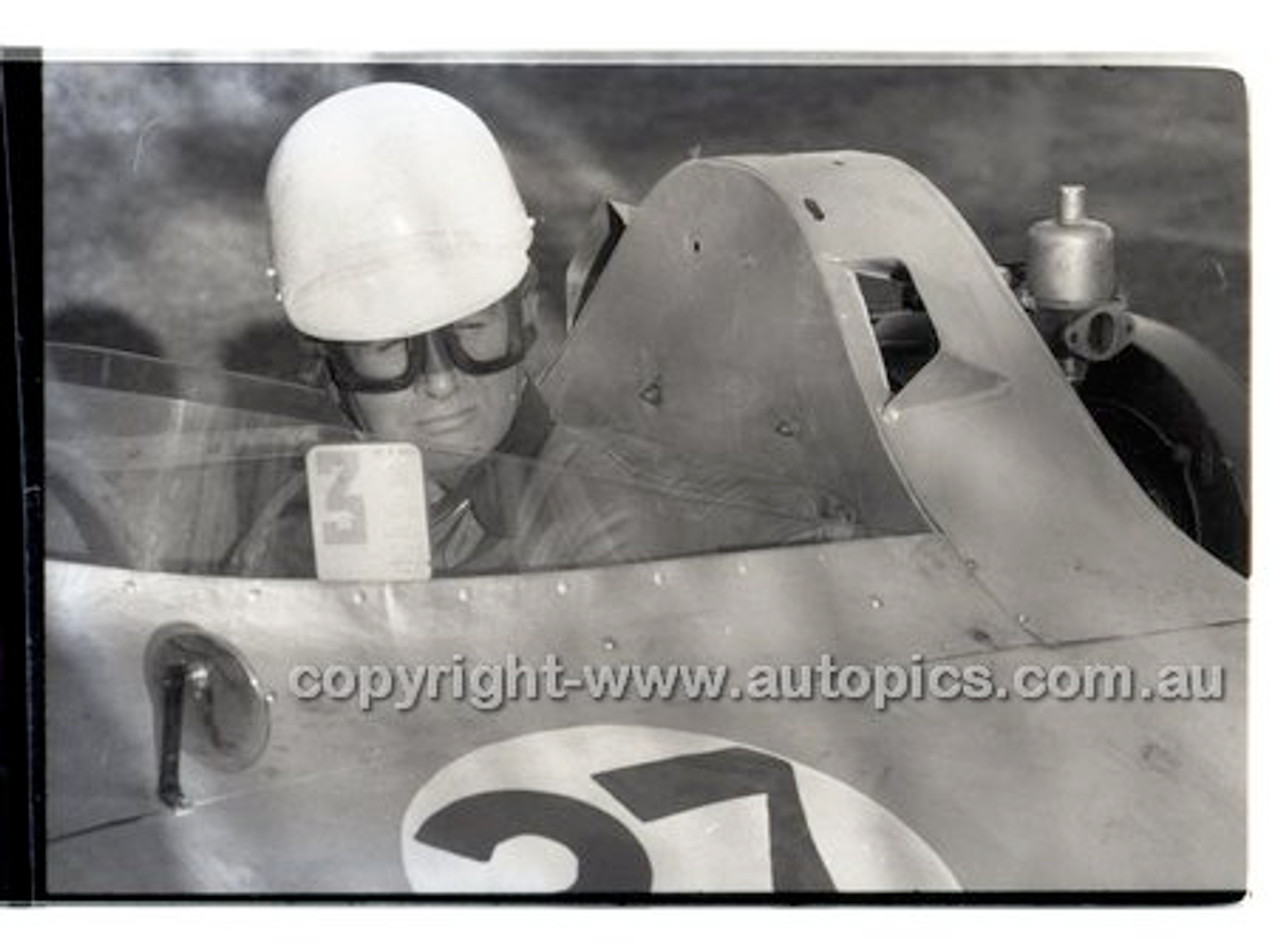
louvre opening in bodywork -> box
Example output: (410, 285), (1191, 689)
(857, 261), (940, 393)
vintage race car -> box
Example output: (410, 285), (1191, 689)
(43, 150), (1247, 896)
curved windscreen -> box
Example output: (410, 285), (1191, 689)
(46, 343), (905, 580)
(45, 344), (356, 574)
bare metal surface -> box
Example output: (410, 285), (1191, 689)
(542, 157), (928, 539)
(45, 554), (1241, 892)
(554, 152), (1244, 642)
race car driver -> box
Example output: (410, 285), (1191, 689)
(261, 81), (656, 573)
(248, 81), (852, 577)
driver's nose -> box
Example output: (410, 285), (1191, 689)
(418, 333), (458, 399)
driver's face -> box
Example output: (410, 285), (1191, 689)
(351, 334), (523, 483)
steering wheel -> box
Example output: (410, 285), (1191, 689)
(45, 441), (143, 569)
(222, 471), (310, 577)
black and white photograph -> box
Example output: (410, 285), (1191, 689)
(5, 51), (1251, 902)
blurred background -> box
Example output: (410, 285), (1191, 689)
(43, 61), (1249, 383)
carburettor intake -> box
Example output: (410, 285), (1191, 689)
(1023, 184), (1134, 379)
(1028, 184), (1116, 309)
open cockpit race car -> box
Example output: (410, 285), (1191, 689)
(35, 68), (1247, 900)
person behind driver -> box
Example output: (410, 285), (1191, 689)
(262, 82), (661, 574)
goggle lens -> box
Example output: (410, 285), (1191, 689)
(325, 291), (530, 393)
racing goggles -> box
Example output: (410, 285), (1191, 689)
(324, 286), (533, 394)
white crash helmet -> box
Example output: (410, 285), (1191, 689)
(265, 82), (534, 342)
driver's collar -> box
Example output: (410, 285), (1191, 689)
(431, 382), (555, 539)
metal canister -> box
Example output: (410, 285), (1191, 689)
(1026, 184), (1116, 311)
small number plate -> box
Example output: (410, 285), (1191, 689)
(306, 442), (431, 582)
